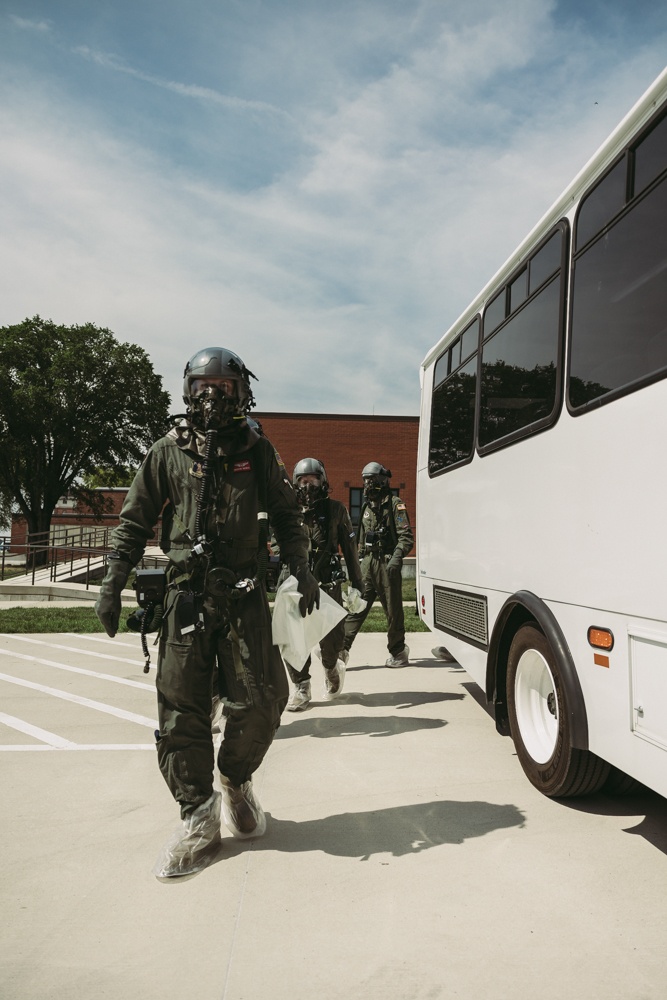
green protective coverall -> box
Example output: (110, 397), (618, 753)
(280, 497), (363, 683)
(111, 421), (309, 818)
(343, 492), (414, 657)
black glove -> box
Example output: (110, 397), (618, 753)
(95, 558), (131, 637)
(386, 550), (402, 575)
(292, 562), (320, 618)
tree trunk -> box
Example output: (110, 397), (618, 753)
(26, 510), (53, 570)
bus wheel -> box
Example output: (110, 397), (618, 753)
(601, 765), (646, 796)
(507, 624), (609, 797)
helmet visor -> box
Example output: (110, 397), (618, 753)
(189, 377), (237, 398)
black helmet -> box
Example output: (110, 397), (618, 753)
(293, 457), (330, 507)
(182, 347), (257, 429)
(362, 461), (391, 504)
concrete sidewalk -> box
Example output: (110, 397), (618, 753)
(1, 630), (666, 1000)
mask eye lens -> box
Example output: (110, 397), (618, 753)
(190, 378), (236, 397)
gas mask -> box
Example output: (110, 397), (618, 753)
(363, 476), (388, 507)
(295, 479), (326, 509)
(187, 379), (240, 431)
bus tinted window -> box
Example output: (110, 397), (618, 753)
(429, 354), (477, 474)
(569, 176), (667, 410)
(576, 158), (626, 250)
(433, 350), (449, 389)
(461, 319), (480, 362)
(634, 112), (667, 196)
(529, 230), (562, 293)
(483, 289), (505, 337)
(479, 276), (561, 447)
(451, 337), (461, 371)
(509, 269), (528, 312)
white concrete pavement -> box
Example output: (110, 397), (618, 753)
(0, 629), (666, 1000)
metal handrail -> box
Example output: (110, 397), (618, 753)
(0, 530), (165, 588)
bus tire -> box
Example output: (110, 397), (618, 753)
(601, 765), (646, 796)
(507, 624), (609, 797)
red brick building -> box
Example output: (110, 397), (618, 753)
(10, 413), (420, 552)
(255, 412), (419, 550)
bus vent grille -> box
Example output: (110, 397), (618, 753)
(433, 586), (488, 645)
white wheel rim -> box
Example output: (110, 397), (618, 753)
(514, 647), (559, 764)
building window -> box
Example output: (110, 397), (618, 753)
(349, 487), (363, 526)
(349, 486), (400, 525)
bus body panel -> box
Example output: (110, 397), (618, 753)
(418, 376), (667, 624)
(417, 68), (667, 798)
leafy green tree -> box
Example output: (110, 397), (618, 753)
(0, 317), (171, 565)
(82, 465), (139, 489)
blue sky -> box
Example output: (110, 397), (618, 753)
(1, 1), (666, 416)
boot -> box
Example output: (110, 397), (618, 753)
(287, 680), (311, 712)
(431, 645), (456, 663)
(385, 644), (410, 668)
(219, 774), (267, 839)
(324, 661), (345, 699)
(152, 791), (222, 879)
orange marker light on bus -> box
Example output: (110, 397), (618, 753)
(588, 627), (614, 651)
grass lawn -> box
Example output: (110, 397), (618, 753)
(0, 566), (29, 581)
(0, 598), (429, 634)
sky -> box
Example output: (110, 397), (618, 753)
(1, 1), (666, 416)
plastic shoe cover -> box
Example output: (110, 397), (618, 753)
(431, 645), (456, 663)
(219, 775), (266, 839)
(323, 661), (345, 699)
(385, 644), (410, 668)
(211, 695), (224, 734)
(152, 790), (222, 879)
(287, 680), (312, 712)
(339, 649), (350, 666)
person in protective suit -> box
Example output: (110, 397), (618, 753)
(95, 347), (318, 879)
(342, 462), (414, 667)
(279, 458), (364, 711)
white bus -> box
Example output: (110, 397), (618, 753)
(416, 68), (667, 799)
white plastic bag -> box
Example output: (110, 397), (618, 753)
(272, 575), (347, 669)
(342, 585), (367, 614)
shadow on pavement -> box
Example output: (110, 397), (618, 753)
(276, 714), (447, 739)
(562, 789), (667, 857)
(338, 690), (465, 709)
(219, 799), (525, 860)
(460, 681), (496, 720)
(347, 657), (462, 673)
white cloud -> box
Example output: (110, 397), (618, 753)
(0, 0), (665, 417)
(73, 46), (295, 122)
(9, 16), (51, 32)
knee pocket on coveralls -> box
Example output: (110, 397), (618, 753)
(157, 633), (212, 708)
(155, 730), (213, 811)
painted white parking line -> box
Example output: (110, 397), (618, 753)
(0, 710), (76, 748)
(0, 647), (154, 691)
(0, 672), (157, 728)
(63, 632), (147, 651)
(0, 744), (154, 752)
(6, 634), (147, 669)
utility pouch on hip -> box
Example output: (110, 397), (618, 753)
(174, 591), (204, 639)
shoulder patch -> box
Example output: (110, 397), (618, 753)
(274, 449), (285, 467)
(396, 502), (407, 511)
